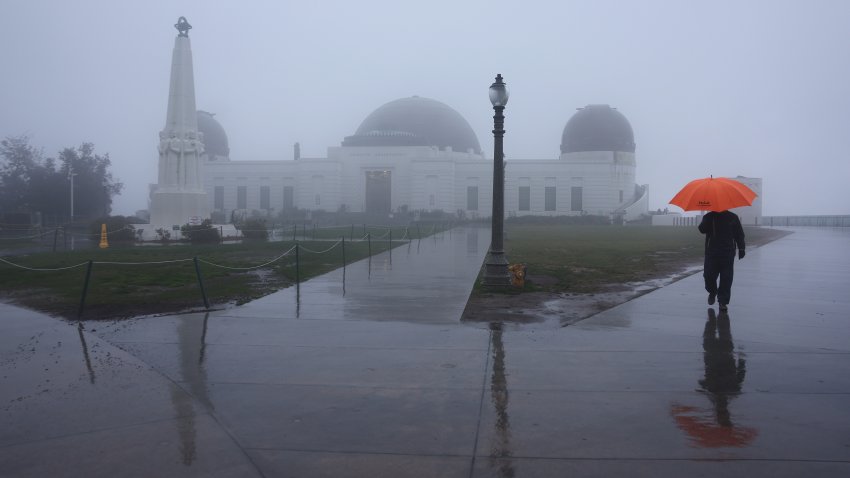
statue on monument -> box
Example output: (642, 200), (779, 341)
(175, 17), (192, 37)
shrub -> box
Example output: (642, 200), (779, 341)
(155, 228), (171, 242)
(240, 218), (268, 241)
(181, 220), (220, 243)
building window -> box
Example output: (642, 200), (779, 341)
(467, 186), (478, 211)
(571, 186), (583, 212)
(312, 175), (324, 208)
(518, 186), (530, 211)
(619, 190), (624, 203)
(545, 186), (556, 211)
(214, 186), (224, 210)
(260, 186), (270, 210)
(283, 185), (294, 210)
(237, 186), (247, 209)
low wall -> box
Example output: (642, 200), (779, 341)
(760, 215), (850, 227)
(651, 215), (699, 226)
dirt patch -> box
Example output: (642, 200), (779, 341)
(461, 228), (792, 327)
(462, 256), (707, 328)
(461, 279), (684, 328)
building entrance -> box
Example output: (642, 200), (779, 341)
(365, 170), (391, 214)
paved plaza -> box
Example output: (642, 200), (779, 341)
(1, 226), (849, 477)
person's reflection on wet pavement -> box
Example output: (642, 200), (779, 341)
(700, 308), (745, 425)
(671, 309), (758, 447)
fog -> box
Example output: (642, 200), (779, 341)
(2, 0), (849, 217)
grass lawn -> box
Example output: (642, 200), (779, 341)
(500, 224), (788, 294)
(0, 226), (410, 320)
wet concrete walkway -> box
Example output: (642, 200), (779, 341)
(1, 226), (849, 477)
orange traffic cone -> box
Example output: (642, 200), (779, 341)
(99, 224), (109, 249)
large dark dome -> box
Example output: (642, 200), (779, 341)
(561, 104), (635, 154)
(197, 110), (229, 158)
(342, 96), (481, 154)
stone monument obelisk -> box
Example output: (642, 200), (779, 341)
(149, 17), (208, 229)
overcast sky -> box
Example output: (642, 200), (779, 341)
(2, 0), (848, 216)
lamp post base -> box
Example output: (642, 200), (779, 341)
(482, 249), (511, 288)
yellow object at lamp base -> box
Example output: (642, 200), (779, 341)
(99, 224), (109, 249)
(508, 263), (527, 288)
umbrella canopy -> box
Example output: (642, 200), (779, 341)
(669, 177), (757, 212)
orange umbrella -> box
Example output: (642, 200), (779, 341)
(669, 176), (757, 212)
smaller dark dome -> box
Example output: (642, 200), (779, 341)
(197, 110), (230, 158)
(561, 104), (635, 154)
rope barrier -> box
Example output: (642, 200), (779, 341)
(0, 229), (56, 240)
(0, 222), (439, 273)
(0, 256), (90, 271)
(197, 244), (298, 270)
(299, 239), (342, 254)
(94, 258), (195, 266)
(64, 225), (136, 237)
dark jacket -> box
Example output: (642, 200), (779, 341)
(698, 211), (745, 255)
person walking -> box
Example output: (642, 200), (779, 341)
(698, 210), (745, 312)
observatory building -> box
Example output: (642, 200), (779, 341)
(148, 18), (649, 231)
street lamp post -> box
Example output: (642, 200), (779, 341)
(483, 74), (512, 287)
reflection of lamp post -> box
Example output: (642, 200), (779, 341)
(68, 165), (77, 223)
(483, 74), (511, 287)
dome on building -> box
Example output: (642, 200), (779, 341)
(561, 104), (635, 154)
(342, 96), (482, 154)
(197, 110), (230, 159)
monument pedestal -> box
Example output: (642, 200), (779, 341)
(149, 189), (209, 229)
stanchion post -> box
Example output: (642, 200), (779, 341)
(367, 232), (371, 257)
(77, 260), (94, 318)
(341, 236), (346, 267)
(389, 230), (392, 263)
(416, 223), (421, 239)
(193, 256), (210, 309)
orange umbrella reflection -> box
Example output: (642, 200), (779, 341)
(671, 404), (757, 448)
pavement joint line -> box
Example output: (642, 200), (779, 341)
(104, 340), (491, 352)
(244, 446), (473, 459)
(463, 389), (850, 395)
(0, 412), (209, 451)
(476, 456), (850, 463)
(183, 381), (489, 392)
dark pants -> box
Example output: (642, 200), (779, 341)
(704, 252), (735, 305)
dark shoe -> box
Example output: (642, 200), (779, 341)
(708, 293), (716, 305)
(719, 303), (728, 312)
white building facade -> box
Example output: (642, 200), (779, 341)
(199, 99), (649, 223)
